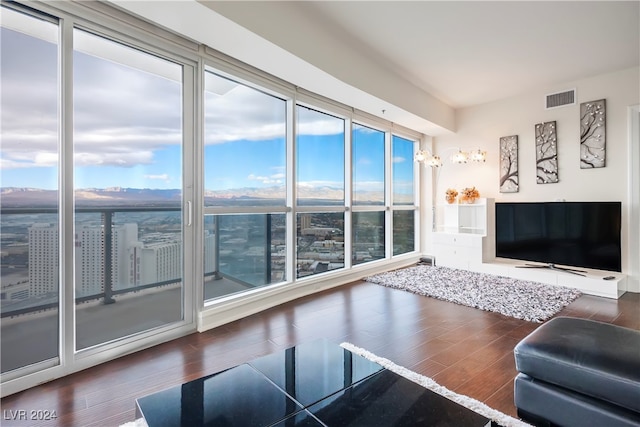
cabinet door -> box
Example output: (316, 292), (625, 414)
(434, 243), (470, 269)
(432, 233), (484, 270)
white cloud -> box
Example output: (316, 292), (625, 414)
(144, 174), (170, 182)
(2, 34), (183, 173)
(354, 181), (384, 191)
(297, 119), (344, 136)
(297, 180), (343, 189)
(74, 151), (155, 167)
(0, 158), (46, 169)
(393, 156), (406, 163)
(204, 85), (287, 145)
(248, 172), (284, 185)
(34, 152), (58, 167)
(353, 124), (381, 135)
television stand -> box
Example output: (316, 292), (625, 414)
(516, 263), (588, 277)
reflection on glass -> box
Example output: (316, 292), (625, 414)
(204, 214), (286, 301)
(392, 135), (415, 206)
(353, 124), (385, 206)
(0, 8), (59, 374)
(73, 29), (183, 350)
(296, 213), (345, 278)
(393, 211), (415, 256)
(247, 339), (384, 407)
(296, 106), (345, 206)
(204, 72), (286, 207)
(352, 212), (385, 265)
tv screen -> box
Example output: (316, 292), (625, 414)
(495, 202), (621, 272)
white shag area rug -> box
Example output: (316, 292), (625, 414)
(120, 419), (147, 427)
(365, 265), (581, 323)
(340, 342), (532, 427)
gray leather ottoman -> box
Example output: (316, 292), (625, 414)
(513, 317), (640, 427)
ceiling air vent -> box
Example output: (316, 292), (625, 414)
(545, 89), (576, 109)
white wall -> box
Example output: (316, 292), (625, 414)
(431, 66), (640, 289)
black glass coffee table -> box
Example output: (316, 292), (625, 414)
(136, 339), (493, 426)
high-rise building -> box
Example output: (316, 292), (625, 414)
(299, 214), (311, 231)
(28, 223), (59, 297)
(74, 226), (104, 296)
(112, 224), (140, 290)
(139, 241), (182, 285)
(29, 223), (141, 297)
(75, 223), (141, 294)
(204, 231), (216, 275)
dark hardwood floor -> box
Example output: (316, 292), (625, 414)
(2, 279), (639, 427)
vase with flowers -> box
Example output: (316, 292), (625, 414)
(445, 188), (458, 204)
(459, 187), (480, 204)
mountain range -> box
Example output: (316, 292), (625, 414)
(1, 186), (393, 207)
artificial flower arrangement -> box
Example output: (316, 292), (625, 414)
(459, 186), (480, 204)
(445, 188), (458, 204)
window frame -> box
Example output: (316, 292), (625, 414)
(1, 0), (200, 393)
(2, 0), (423, 397)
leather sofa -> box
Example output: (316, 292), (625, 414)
(513, 316), (640, 427)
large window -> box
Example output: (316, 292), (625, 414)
(72, 29), (185, 349)
(352, 212), (385, 265)
(295, 106), (346, 277)
(296, 105), (345, 206)
(393, 210), (415, 256)
(204, 72), (286, 207)
(1, 1), (420, 393)
(352, 123), (385, 206)
(352, 124), (386, 265)
(1, 7), (60, 374)
(204, 213), (286, 299)
(296, 212), (345, 278)
(392, 135), (415, 206)
(392, 135), (416, 255)
(203, 71), (287, 298)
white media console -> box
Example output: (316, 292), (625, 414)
(431, 198), (627, 299)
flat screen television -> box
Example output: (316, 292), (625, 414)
(495, 201), (621, 273)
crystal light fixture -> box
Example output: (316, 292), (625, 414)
(415, 147), (487, 167)
(450, 150), (468, 164)
(414, 150), (428, 163)
(426, 155), (442, 167)
(469, 148), (487, 162)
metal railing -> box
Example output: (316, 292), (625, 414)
(1, 206), (183, 318)
(1, 206), (276, 318)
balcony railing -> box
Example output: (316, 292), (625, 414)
(1, 206), (279, 320)
(1, 206), (184, 319)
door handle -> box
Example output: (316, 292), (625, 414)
(186, 201), (192, 227)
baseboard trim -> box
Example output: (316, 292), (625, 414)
(198, 256), (419, 332)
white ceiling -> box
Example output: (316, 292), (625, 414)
(250, 1), (640, 109)
(113, 1), (639, 134)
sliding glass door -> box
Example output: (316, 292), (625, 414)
(73, 29), (186, 349)
(0, 7), (60, 374)
(1, 2), (194, 386)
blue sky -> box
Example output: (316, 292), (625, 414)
(1, 15), (414, 197)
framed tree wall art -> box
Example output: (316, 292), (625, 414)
(580, 99), (606, 168)
(499, 135), (518, 193)
(535, 121), (558, 184)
